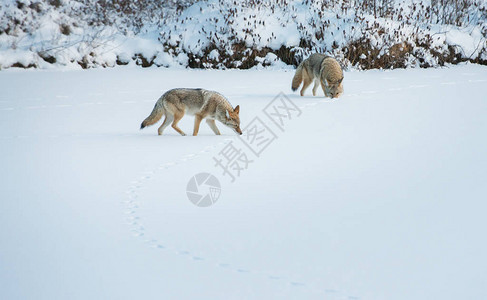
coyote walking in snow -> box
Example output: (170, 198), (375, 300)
(292, 54), (344, 98)
(140, 88), (242, 136)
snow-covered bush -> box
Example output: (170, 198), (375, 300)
(0, 0), (486, 69)
(158, 0), (487, 69)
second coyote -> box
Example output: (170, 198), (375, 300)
(140, 88), (242, 136)
(292, 54), (344, 98)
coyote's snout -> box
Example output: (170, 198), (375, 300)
(292, 54), (344, 98)
(140, 88), (242, 136)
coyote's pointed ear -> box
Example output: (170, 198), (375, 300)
(225, 110), (230, 119)
(234, 105), (240, 114)
(338, 77), (344, 84)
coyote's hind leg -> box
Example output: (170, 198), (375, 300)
(158, 114), (173, 135)
(171, 111), (186, 136)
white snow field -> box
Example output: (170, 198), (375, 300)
(1, 64), (486, 300)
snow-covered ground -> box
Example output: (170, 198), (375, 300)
(1, 64), (486, 299)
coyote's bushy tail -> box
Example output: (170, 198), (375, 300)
(140, 97), (165, 129)
(291, 63), (304, 91)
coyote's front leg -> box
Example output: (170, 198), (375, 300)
(321, 81), (330, 98)
(193, 115), (203, 136)
(206, 119), (221, 135)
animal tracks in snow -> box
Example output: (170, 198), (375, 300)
(122, 105), (359, 298)
(409, 84), (429, 88)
